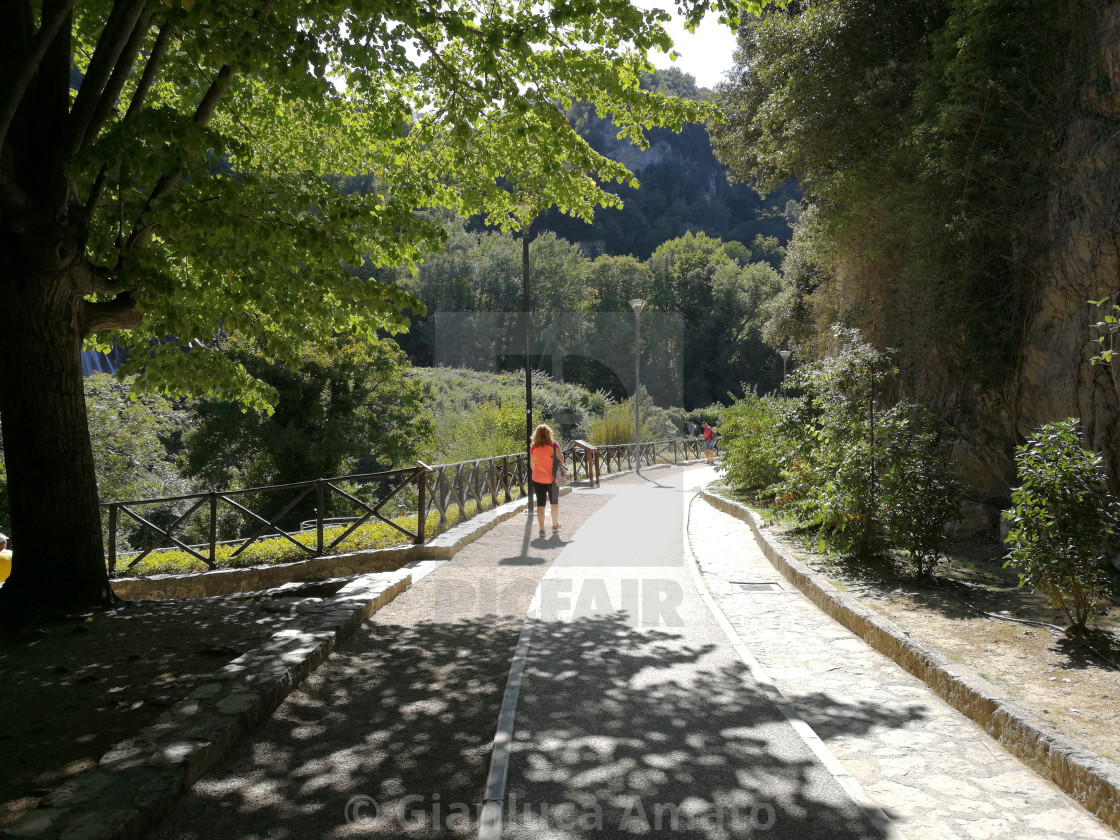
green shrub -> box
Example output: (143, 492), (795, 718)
(684, 405), (725, 431)
(1004, 418), (1119, 629)
(416, 367), (596, 449)
(769, 328), (961, 565)
(588, 390), (674, 445)
(589, 411), (633, 445)
(719, 390), (793, 492)
(427, 400), (532, 463)
(878, 405), (960, 575)
(773, 328), (893, 557)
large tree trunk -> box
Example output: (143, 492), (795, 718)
(0, 221), (114, 616)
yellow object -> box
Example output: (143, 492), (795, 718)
(0, 550), (11, 582)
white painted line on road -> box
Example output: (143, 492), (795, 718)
(479, 619), (535, 840)
(682, 492), (904, 840)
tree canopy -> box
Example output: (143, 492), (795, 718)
(0, 0), (766, 612)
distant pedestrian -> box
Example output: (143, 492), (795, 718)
(702, 422), (716, 465)
(686, 420), (696, 438)
(529, 424), (564, 537)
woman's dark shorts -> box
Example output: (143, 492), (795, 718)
(534, 481), (558, 507)
(704, 438), (716, 451)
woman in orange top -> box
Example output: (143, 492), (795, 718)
(529, 423), (564, 537)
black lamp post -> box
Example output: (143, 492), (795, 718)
(523, 226), (534, 512)
(629, 298), (646, 473)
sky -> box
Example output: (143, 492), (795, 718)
(646, 4), (741, 90)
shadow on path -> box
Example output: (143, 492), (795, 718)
(505, 613), (897, 840)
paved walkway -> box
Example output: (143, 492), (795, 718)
(142, 465), (1117, 840)
(688, 492), (1117, 840)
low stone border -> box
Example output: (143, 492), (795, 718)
(3, 572), (410, 840)
(700, 488), (1120, 833)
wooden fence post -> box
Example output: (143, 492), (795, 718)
(417, 466), (428, 544)
(315, 481), (325, 555)
(107, 504), (118, 575)
(209, 493), (218, 568)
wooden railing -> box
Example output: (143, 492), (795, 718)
(101, 438), (704, 575)
(418, 453), (530, 530)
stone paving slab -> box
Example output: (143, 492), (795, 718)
(1, 571), (412, 840)
(688, 493), (1119, 839)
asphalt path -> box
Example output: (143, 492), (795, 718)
(502, 467), (882, 840)
(145, 467), (883, 840)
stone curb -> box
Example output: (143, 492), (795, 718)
(2, 572), (411, 840)
(699, 488), (1120, 834)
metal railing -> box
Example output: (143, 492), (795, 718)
(594, 438), (705, 475)
(104, 466), (426, 575)
(101, 438), (704, 575)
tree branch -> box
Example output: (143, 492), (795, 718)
(62, 0), (148, 161)
(82, 292), (142, 334)
(85, 164), (108, 215)
(0, 0), (75, 155)
(125, 0), (276, 252)
(81, 7), (154, 153)
(125, 19), (173, 120)
(74, 260), (126, 296)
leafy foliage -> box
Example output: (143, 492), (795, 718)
(1004, 419), (1119, 629)
(84, 375), (190, 504)
(394, 222), (787, 409)
(587, 389), (676, 445)
(717, 390), (793, 492)
(183, 337), (430, 491)
(722, 328), (962, 567)
(414, 366), (611, 461)
(775, 329), (896, 556)
(878, 406), (960, 575)
(426, 400), (534, 465)
(710, 0), (1081, 392)
(1090, 295), (1120, 396)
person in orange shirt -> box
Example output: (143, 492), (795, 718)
(529, 424), (564, 538)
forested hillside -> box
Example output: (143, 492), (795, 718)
(710, 0), (1120, 497)
(536, 69), (797, 259)
(384, 69), (795, 409)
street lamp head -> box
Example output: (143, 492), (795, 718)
(778, 349), (791, 361)
(629, 298), (647, 315)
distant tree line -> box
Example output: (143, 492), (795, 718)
(388, 221), (786, 410)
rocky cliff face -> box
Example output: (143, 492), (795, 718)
(1007, 3), (1120, 492)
